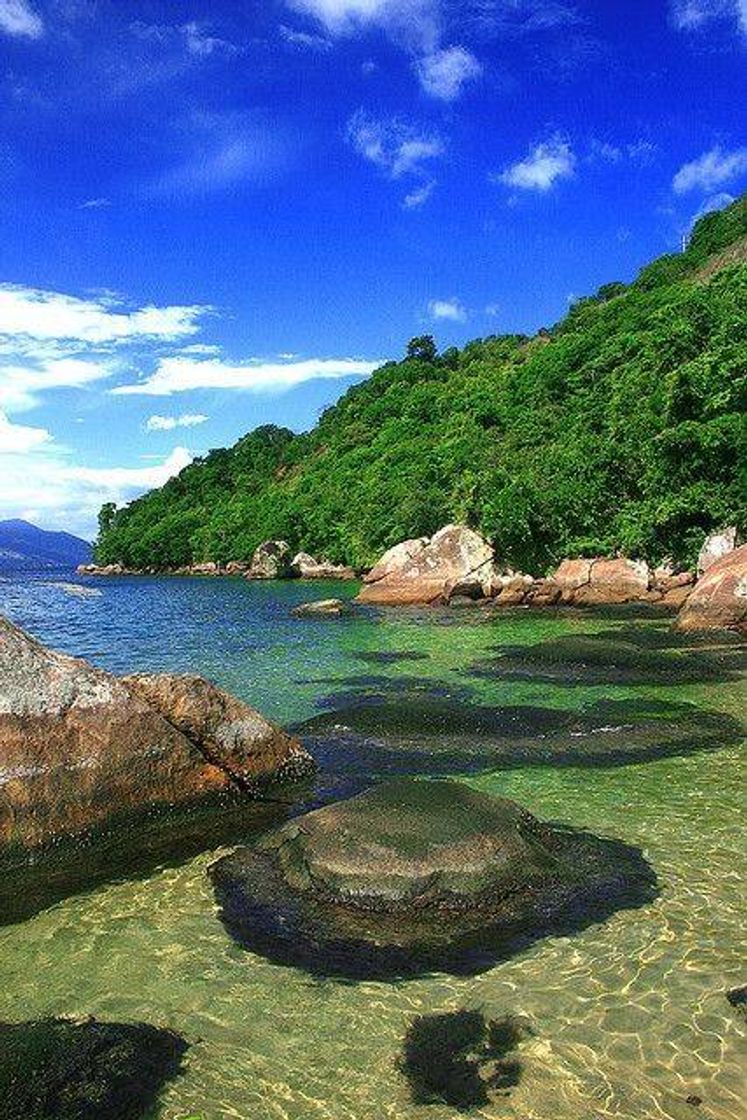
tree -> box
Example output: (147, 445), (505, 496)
(406, 335), (438, 363)
(97, 502), (117, 538)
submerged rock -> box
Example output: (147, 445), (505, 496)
(0, 1017), (187, 1120)
(296, 689), (741, 774)
(245, 540), (293, 580)
(358, 525), (497, 606)
(400, 1010), (531, 1111)
(211, 778), (657, 978)
(0, 616), (314, 854)
(291, 598), (350, 618)
(676, 545), (747, 632)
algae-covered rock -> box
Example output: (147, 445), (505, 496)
(211, 778), (657, 978)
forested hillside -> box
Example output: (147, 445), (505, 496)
(96, 195), (747, 574)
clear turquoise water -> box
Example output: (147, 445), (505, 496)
(0, 574), (744, 1120)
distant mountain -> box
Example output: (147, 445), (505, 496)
(0, 520), (92, 572)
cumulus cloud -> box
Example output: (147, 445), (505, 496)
(0, 446), (192, 538)
(416, 45), (482, 100)
(498, 135), (576, 191)
(285, 0), (482, 97)
(347, 111), (444, 178)
(428, 298), (467, 322)
(145, 413), (209, 431)
(0, 0), (43, 39)
(112, 356), (381, 396)
(0, 285), (206, 345)
(673, 146), (747, 193)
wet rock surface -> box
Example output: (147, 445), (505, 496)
(0, 616), (314, 855)
(400, 1010), (532, 1111)
(210, 778), (657, 978)
(0, 1017), (187, 1120)
(676, 544), (747, 632)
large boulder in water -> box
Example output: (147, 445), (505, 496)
(676, 545), (747, 632)
(246, 540), (293, 580)
(123, 673), (315, 791)
(0, 616), (314, 853)
(358, 526), (497, 606)
(0, 1017), (187, 1120)
(211, 778), (657, 978)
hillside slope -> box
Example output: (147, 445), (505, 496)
(0, 520), (92, 572)
(96, 195), (747, 574)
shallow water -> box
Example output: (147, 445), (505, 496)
(0, 574), (745, 1119)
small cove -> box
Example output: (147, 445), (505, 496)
(0, 573), (744, 1120)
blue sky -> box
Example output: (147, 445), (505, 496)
(0, 0), (745, 538)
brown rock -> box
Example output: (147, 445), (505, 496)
(358, 525), (497, 606)
(676, 545), (747, 632)
(0, 617), (314, 853)
(363, 538), (429, 584)
(553, 559), (593, 602)
(492, 575), (534, 606)
(661, 585), (692, 609)
(527, 578), (562, 606)
(124, 673), (314, 791)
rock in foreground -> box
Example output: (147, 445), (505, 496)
(0, 616), (314, 854)
(676, 545), (747, 632)
(211, 779), (657, 978)
(358, 525), (497, 606)
(0, 1017), (187, 1120)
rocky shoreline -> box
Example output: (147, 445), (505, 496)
(80, 524), (746, 631)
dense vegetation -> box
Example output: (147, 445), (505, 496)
(97, 195), (747, 574)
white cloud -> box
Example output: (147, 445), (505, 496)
(671, 0), (747, 33)
(403, 181), (435, 209)
(145, 413), (209, 431)
(112, 356), (381, 396)
(0, 358), (115, 413)
(673, 146), (747, 194)
(0, 446), (192, 539)
(498, 135), (576, 191)
(80, 198), (112, 210)
(428, 298), (467, 323)
(0, 285), (206, 344)
(286, 0), (439, 50)
(279, 23), (332, 49)
(347, 111), (444, 178)
(416, 46), (482, 100)
(0, 409), (50, 453)
(0, 0), (43, 39)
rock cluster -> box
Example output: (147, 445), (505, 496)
(356, 525), (697, 610)
(211, 778), (656, 978)
(0, 616), (315, 854)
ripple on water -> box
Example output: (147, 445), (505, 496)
(0, 577), (744, 1119)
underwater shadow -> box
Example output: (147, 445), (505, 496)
(0, 1017), (188, 1120)
(400, 1010), (532, 1111)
